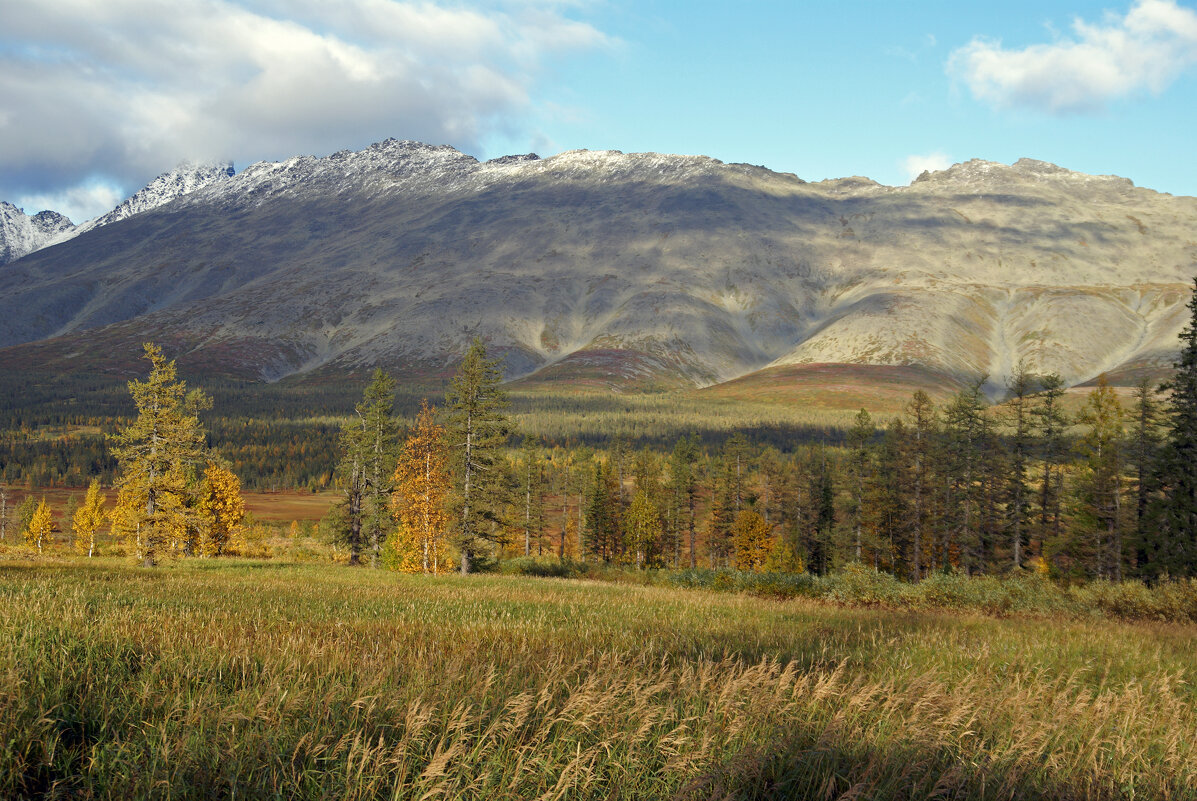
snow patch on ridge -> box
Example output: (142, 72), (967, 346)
(0, 203), (75, 265)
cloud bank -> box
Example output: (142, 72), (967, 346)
(0, 0), (608, 217)
(949, 0), (1197, 113)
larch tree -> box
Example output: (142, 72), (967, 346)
(393, 400), (451, 574)
(197, 462), (245, 557)
(109, 343), (211, 567)
(24, 497), (53, 553)
(1152, 277), (1197, 577)
(445, 338), (512, 574)
(623, 489), (662, 569)
(731, 509), (771, 572)
(72, 479), (107, 557)
(517, 435), (546, 557)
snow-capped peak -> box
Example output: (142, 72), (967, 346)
(0, 202), (77, 266)
(73, 161), (236, 235)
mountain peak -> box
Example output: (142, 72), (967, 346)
(73, 161), (236, 236)
(911, 157), (1136, 197)
(0, 202), (77, 265)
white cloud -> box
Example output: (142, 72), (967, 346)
(16, 181), (125, 224)
(0, 0), (610, 206)
(948, 0), (1197, 113)
(902, 151), (952, 182)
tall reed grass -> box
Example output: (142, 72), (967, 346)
(1, 561), (1193, 799)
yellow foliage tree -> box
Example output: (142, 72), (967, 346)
(24, 497), (53, 553)
(392, 401), (452, 573)
(731, 509), (771, 572)
(197, 462), (245, 557)
(623, 490), (662, 569)
(72, 480), (107, 557)
(109, 343), (210, 565)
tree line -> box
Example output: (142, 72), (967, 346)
(8, 279), (1197, 581)
(324, 284), (1197, 582)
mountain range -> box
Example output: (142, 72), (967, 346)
(2, 139), (1195, 401)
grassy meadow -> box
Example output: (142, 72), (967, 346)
(2, 559), (1195, 800)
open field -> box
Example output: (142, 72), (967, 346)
(1, 559), (1194, 800)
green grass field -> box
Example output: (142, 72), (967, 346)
(2, 559), (1194, 800)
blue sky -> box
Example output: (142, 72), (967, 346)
(2, 0), (1196, 221)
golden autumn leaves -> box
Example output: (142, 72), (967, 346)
(104, 343), (246, 564)
(388, 401), (453, 574)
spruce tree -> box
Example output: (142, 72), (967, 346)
(941, 379), (990, 573)
(445, 338), (512, 574)
(1003, 362), (1035, 570)
(904, 390), (938, 580)
(1031, 373), (1070, 573)
(846, 409), (873, 562)
(1128, 377), (1161, 574)
(1074, 375), (1126, 579)
(1152, 278), (1197, 577)
(358, 370), (400, 567)
(668, 434), (700, 568)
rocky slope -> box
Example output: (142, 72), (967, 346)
(1, 140), (1194, 395)
(0, 203), (74, 265)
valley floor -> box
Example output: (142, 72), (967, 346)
(1, 560), (1194, 799)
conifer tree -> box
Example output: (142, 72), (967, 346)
(516, 435), (546, 557)
(445, 338), (512, 574)
(109, 343), (211, 566)
(359, 370), (400, 567)
(941, 379), (990, 572)
(1032, 373), (1070, 572)
(1128, 377), (1162, 574)
(1004, 362), (1035, 570)
(197, 462), (245, 557)
(807, 447), (836, 575)
(668, 435), (700, 568)
(393, 401), (451, 573)
(846, 409), (873, 562)
(706, 456), (736, 567)
(624, 489), (662, 569)
(731, 509), (771, 571)
(724, 432), (751, 513)
(1152, 277), (1197, 577)
(24, 497), (53, 553)
(904, 390), (938, 580)
(72, 479), (107, 558)
(869, 418), (912, 573)
(586, 460), (621, 561)
(1074, 375), (1126, 579)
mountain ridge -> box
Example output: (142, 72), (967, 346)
(1, 140), (1194, 399)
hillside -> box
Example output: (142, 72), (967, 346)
(1, 140), (1195, 398)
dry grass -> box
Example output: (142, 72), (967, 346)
(0, 560), (1194, 799)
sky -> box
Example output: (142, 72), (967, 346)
(2, 0), (1196, 222)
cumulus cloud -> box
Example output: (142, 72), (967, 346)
(948, 0), (1197, 113)
(902, 151), (952, 182)
(0, 0), (609, 210)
